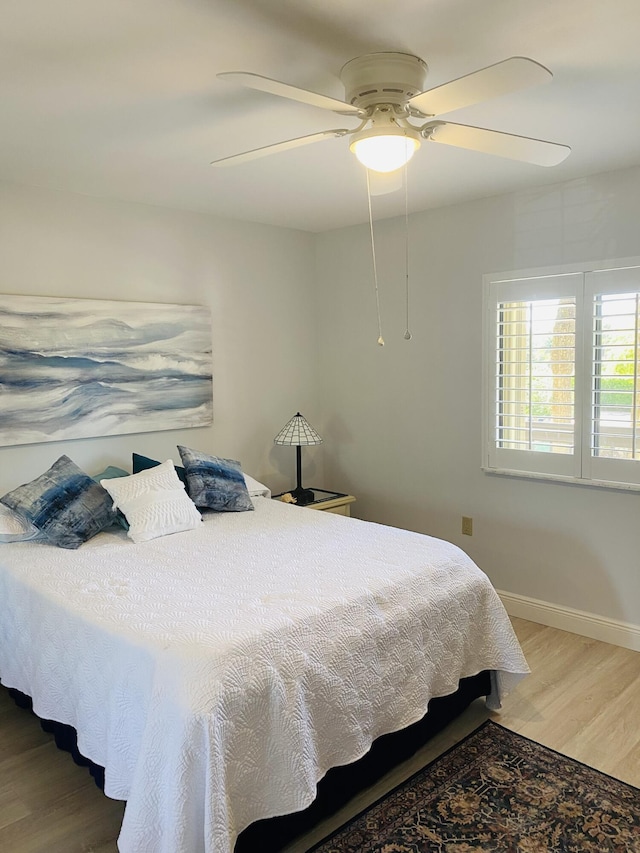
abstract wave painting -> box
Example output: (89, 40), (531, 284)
(0, 295), (213, 447)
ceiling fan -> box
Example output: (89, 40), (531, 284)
(211, 52), (570, 173)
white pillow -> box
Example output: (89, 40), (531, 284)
(242, 473), (271, 499)
(0, 503), (41, 542)
(101, 460), (202, 544)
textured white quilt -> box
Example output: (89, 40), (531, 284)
(0, 497), (528, 853)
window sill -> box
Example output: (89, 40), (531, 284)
(481, 467), (640, 493)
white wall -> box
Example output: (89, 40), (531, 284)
(0, 182), (322, 495)
(315, 165), (640, 628)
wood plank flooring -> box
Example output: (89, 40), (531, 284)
(0, 618), (638, 853)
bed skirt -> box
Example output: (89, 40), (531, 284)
(8, 670), (491, 852)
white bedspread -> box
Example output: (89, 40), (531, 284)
(0, 497), (528, 853)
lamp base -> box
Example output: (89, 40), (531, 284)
(290, 486), (315, 506)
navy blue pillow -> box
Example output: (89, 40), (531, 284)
(177, 445), (253, 512)
(132, 453), (187, 485)
(0, 455), (115, 549)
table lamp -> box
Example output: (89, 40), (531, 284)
(274, 412), (322, 505)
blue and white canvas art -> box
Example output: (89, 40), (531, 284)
(0, 295), (213, 447)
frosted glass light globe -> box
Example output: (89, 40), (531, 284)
(351, 134), (420, 173)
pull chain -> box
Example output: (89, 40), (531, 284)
(403, 160), (412, 341)
(366, 169), (385, 346)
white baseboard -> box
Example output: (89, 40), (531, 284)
(497, 590), (640, 652)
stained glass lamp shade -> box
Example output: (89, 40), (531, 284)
(274, 412), (322, 505)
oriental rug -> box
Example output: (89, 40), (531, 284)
(308, 720), (640, 852)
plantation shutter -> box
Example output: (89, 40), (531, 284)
(485, 274), (583, 478)
(584, 266), (640, 485)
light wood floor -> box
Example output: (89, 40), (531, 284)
(1, 618), (638, 853)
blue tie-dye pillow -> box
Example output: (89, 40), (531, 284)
(177, 445), (254, 512)
(0, 504), (42, 543)
(0, 455), (116, 549)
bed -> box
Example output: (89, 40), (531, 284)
(0, 489), (528, 853)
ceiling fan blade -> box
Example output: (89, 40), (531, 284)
(427, 122), (571, 167)
(210, 129), (350, 167)
(218, 72), (365, 117)
(409, 57), (552, 117)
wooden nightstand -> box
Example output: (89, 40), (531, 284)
(307, 493), (356, 516)
(273, 490), (356, 517)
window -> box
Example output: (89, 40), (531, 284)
(483, 262), (640, 488)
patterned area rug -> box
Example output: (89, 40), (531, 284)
(308, 720), (640, 852)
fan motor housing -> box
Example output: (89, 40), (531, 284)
(340, 52), (428, 109)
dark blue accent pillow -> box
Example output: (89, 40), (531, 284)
(177, 445), (253, 512)
(0, 455), (116, 549)
(132, 453), (187, 485)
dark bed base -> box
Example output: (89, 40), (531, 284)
(8, 670), (490, 852)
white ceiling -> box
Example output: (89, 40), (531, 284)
(2, 0), (640, 232)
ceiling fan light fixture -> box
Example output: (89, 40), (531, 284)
(350, 127), (421, 173)
(216, 54), (569, 172)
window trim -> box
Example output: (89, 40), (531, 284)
(482, 256), (640, 492)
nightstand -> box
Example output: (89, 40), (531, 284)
(308, 492), (356, 516)
(273, 490), (356, 517)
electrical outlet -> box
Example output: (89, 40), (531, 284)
(461, 516), (473, 536)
